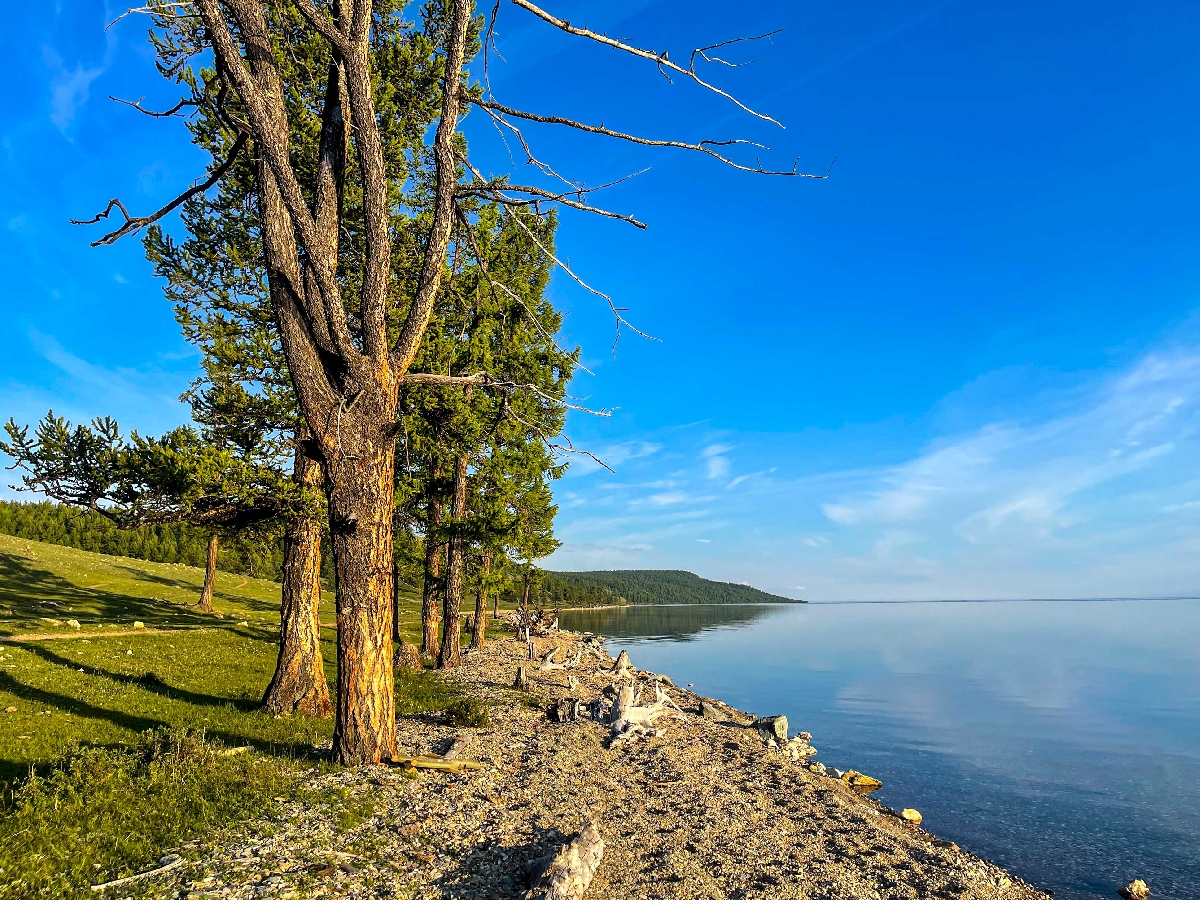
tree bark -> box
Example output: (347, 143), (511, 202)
(438, 453), (469, 669)
(326, 417), (399, 766)
(197, 533), (218, 613)
(420, 466), (443, 659)
(471, 551), (491, 651)
(261, 432), (332, 717)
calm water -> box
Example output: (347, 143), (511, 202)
(560, 600), (1200, 900)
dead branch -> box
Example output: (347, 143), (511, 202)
(72, 133), (247, 246)
(459, 170), (649, 227)
(510, 0), (783, 126)
(109, 94), (197, 118)
(471, 97), (827, 178)
(90, 855), (185, 891)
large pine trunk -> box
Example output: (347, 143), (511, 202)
(261, 434), (332, 717)
(438, 454), (469, 668)
(470, 551), (491, 651)
(326, 432), (398, 766)
(197, 533), (218, 613)
(420, 468), (443, 659)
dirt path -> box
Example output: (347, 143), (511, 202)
(141, 631), (1048, 900)
(0, 626), (214, 643)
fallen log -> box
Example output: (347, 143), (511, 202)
(529, 824), (605, 900)
(395, 755), (483, 773)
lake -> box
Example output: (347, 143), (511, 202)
(559, 600), (1200, 900)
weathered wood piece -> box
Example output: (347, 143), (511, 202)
(395, 640), (423, 671)
(90, 855), (185, 891)
(443, 735), (469, 760)
(609, 683), (683, 745)
(396, 755), (482, 773)
(551, 698), (582, 723)
(514, 666), (530, 691)
(610, 649), (633, 677)
(530, 824), (605, 900)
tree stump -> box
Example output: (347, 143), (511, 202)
(395, 640), (423, 672)
(514, 666), (530, 691)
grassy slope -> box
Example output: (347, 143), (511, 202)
(0, 534), (463, 897)
(0, 533), (447, 780)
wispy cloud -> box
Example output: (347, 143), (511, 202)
(42, 40), (114, 133)
(551, 345), (1200, 600)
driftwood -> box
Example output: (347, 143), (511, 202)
(529, 824), (605, 900)
(539, 646), (583, 671)
(610, 649), (633, 677)
(396, 755), (482, 773)
(444, 735), (469, 760)
(90, 855), (185, 891)
(551, 697), (582, 723)
(514, 666), (530, 691)
(608, 683), (683, 746)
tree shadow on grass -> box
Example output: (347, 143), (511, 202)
(0, 552), (219, 633)
(17, 643), (261, 712)
(109, 565), (282, 612)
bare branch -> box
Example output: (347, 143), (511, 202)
(401, 371), (610, 417)
(471, 97), (828, 178)
(460, 159), (657, 354)
(109, 94), (196, 118)
(72, 133), (247, 246)
(510, 0), (783, 126)
(460, 174), (648, 228)
(107, 2), (196, 32)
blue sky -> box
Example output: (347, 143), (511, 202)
(2, 1), (1200, 600)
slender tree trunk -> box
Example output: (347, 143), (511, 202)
(471, 551), (491, 651)
(325, 430), (398, 766)
(420, 467), (443, 659)
(521, 562), (532, 613)
(262, 432), (332, 717)
(438, 454), (468, 669)
(197, 533), (218, 613)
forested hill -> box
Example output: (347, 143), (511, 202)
(541, 570), (801, 608)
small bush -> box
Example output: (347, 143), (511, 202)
(0, 728), (304, 899)
(444, 697), (490, 728)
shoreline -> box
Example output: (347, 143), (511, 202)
(142, 628), (1047, 900)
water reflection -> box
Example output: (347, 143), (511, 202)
(559, 602), (779, 642)
(566, 599), (1200, 900)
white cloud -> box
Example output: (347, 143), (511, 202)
(42, 45), (109, 133)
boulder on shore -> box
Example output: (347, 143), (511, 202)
(755, 714), (788, 743)
(1118, 880), (1150, 900)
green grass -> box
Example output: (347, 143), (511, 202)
(0, 534), (466, 897)
(0, 729), (306, 899)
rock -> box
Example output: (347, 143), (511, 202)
(901, 808), (923, 825)
(699, 700), (724, 720)
(826, 766), (844, 779)
(3, 707), (15, 714)
(133, 621), (146, 629)
(755, 714), (788, 743)
(798, 731), (812, 741)
(1118, 880), (1150, 900)
(841, 770), (883, 794)
(67, 619), (80, 629)
(807, 761), (827, 776)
